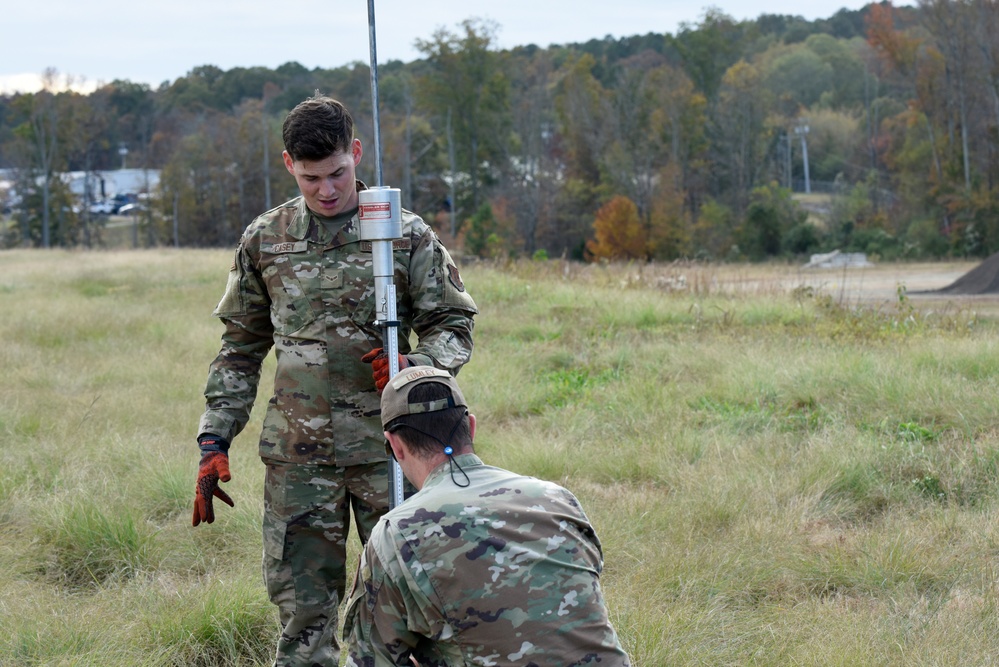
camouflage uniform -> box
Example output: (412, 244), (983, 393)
(198, 186), (477, 667)
(343, 454), (632, 667)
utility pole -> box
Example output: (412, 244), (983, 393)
(782, 131), (792, 190)
(794, 119), (811, 194)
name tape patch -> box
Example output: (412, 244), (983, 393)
(262, 241), (308, 254)
(389, 367), (451, 390)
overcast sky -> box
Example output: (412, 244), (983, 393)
(2, 0), (901, 94)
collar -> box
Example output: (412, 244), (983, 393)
(422, 453), (483, 488)
(284, 180), (368, 242)
(314, 206), (361, 248)
(284, 197), (313, 240)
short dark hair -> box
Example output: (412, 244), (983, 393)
(385, 382), (472, 461)
(282, 93), (354, 161)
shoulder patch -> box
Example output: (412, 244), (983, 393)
(447, 264), (465, 292)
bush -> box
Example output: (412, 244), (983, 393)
(782, 222), (821, 256)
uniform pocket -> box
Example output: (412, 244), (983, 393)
(262, 513), (288, 560)
(272, 293), (318, 336)
(263, 461), (290, 560)
(260, 247), (321, 336)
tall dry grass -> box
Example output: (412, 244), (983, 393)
(2, 250), (999, 665)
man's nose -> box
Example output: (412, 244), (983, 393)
(319, 178), (336, 195)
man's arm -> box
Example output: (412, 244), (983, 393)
(198, 242), (274, 442)
(405, 226), (477, 373)
(345, 538), (432, 666)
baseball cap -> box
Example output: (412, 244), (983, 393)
(380, 366), (468, 428)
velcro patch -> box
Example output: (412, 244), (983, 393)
(448, 264), (465, 292)
(262, 241), (308, 254)
(359, 239), (412, 252)
(322, 268), (344, 289)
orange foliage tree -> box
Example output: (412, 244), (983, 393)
(585, 195), (647, 261)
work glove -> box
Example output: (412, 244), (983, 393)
(192, 435), (234, 527)
(361, 347), (410, 394)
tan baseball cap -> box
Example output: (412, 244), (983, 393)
(380, 366), (468, 428)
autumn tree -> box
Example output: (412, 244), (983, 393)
(415, 18), (511, 235)
(464, 200), (517, 258)
(669, 8), (749, 102)
(65, 86), (112, 247)
(158, 111), (248, 246)
(370, 66), (448, 221)
(804, 33), (867, 109)
(690, 198), (738, 259)
(586, 195), (646, 261)
(502, 47), (560, 255)
(551, 53), (609, 257)
(12, 69), (73, 248)
(920, 0), (978, 192)
(599, 54), (673, 255)
(647, 163), (692, 259)
(710, 60), (774, 213)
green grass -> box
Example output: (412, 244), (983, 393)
(3, 250), (999, 665)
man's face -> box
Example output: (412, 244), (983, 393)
(283, 138), (362, 217)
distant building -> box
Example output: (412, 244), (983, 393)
(0, 168), (161, 207)
(64, 169), (161, 201)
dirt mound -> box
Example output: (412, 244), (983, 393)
(929, 251), (999, 294)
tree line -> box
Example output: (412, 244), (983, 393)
(4, 1), (995, 262)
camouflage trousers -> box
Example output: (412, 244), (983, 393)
(262, 459), (391, 667)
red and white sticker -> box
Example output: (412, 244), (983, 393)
(360, 202), (392, 220)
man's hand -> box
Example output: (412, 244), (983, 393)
(192, 436), (234, 527)
(361, 348), (410, 394)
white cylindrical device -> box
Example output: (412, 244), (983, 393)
(359, 186), (403, 327)
(359, 186), (403, 242)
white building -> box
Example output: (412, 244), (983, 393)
(64, 168), (161, 201)
(0, 168), (161, 207)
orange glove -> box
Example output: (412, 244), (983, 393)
(192, 436), (234, 527)
(361, 347), (410, 394)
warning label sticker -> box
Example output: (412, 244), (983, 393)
(360, 202), (392, 220)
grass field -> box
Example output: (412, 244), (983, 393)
(2, 249), (999, 665)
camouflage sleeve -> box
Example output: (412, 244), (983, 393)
(405, 226), (477, 374)
(345, 534), (432, 666)
(197, 242), (274, 443)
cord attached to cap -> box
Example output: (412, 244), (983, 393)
(388, 411), (470, 488)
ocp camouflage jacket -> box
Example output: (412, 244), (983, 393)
(344, 454), (632, 666)
(198, 188), (477, 466)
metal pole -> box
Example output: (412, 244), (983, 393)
(367, 0), (383, 187)
(360, 188), (405, 509)
(365, 0), (404, 508)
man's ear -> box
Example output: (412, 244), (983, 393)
(384, 430), (406, 461)
(351, 138), (363, 166)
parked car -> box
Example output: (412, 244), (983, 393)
(89, 200), (115, 215)
(117, 203), (146, 216)
(111, 193), (137, 213)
